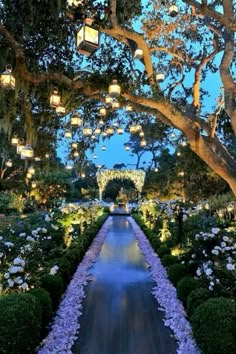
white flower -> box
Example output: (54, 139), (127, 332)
(4, 241), (14, 248)
(51, 224), (59, 230)
(223, 236), (229, 242)
(15, 276), (23, 285)
(205, 268), (213, 276)
(211, 227), (220, 235)
(4, 272), (10, 279)
(182, 214), (188, 222)
(68, 226), (74, 233)
(9, 265), (24, 274)
(13, 257), (25, 267)
(0, 252), (4, 258)
(210, 281), (215, 286)
(221, 242), (226, 248)
(208, 285), (213, 291)
(196, 268), (201, 276)
(20, 282), (28, 291)
(226, 263), (235, 271)
(26, 236), (34, 241)
(49, 265), (59, 275)
(42, 228), (47, 233)
(191, 254), (196, 259)
(211, 250), (219, 255)
(7, 279), (14, 288)
(0, 236), (3, 240)
(19, 233), (26, 237)
(45, 215), (51, 222)
(32, 230), (38, 236)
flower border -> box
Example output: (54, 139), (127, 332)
(37, 217), (112, 354)
(129, 217), (200, 354)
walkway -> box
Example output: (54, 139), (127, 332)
(72, 216), (177, 354)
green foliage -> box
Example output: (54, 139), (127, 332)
(40, 274), (64, 309)
(28, 288), (52, 329)
(167, 263), (189, 286)
(176, 276), (200, 305)
(191, 298), (236, 354)
(0, 293), (41, 354)
(161, 254), (178, 267)
(0, 191), (25, 214)
(157, 244), (171, 258)
(186, 288), (212, 317)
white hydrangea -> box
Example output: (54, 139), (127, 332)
(20, 282), (28, 291)
(226, 263), (235, 271)
(8, 265), (24, 274)
(49, 265), (59, 275)
(45, 215), (51, 222)
(42, 228), (47, 233)
(13, 257), (25, 267)
(211, 227), (221, 234)
(205, 268), (213, 276)
(7, 279), (14, 288)
(19, 233), (26, 237)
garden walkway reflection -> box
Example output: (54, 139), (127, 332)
(73, 216), (177, 354)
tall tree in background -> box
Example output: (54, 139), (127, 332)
(0, 1), (235, 192)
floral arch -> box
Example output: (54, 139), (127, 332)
(97, 169), (146, 201)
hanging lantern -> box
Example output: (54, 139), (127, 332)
(94, 127), (101, 135)
(154, 167), (159, 172)
(178, 171), (185, 177)
(28, 166), (35, 175)
(169, 5), (179, 17)
(6, 160), (12, 167)
(105, 95), (113, 106)
(102, 145), (106, 151)
(181, 141), (187, 147)
(97, 164), (102, 169)
(65, 130), (72, 139)
(102, 132), (107, 137)
(45, 153), (50, 159)
(56, 105), (66, 116)
(76, 23), (100, 56)
(0, 65), (15, 90)
(93, 154), (98, 159)
(65, 160), (74, 170)
(26, 172), (32, 179)
(140, 139), (147, 147)
(81, 172), (85, 178)
(134, 48), (143, 59)
(170, 132), (176, 138)
(117, 127), (123, 135)
(156, 73), (165, 83)
(126, 104), (133, 112)
(99, 107), (107, 116)
(130, 125), (137, 134)
(17, 142), (24, 155)
(112, 100), (120, 109)
(50, 87), (61, 108)
(177, 151), (181, 157)
(71, 142), (78, 149)
(83, 127), (92, 136)
(99, 119), (105, 126)
(11, 135), (19, 146)
(21, 144), (34, 159)
(73, 151), (79, 157)
(109, 79), (121, 98)
(34, 156), (41, 162)
(70, 112), (83, 127)
(125, 144), (130, 151)
(106, 127), (114, 135)
(113, 121), (119, 127)
(31, 181), (37, 189)
(139, 130), (144, 138)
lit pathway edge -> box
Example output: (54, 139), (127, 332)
(128, 217), (200, 354)
(37, 216), (112, 354)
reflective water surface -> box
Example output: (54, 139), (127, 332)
(73, 216), (177, 354)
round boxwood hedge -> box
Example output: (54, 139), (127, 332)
(29, 288), (52, 329)
(167, 263), (188, 286)
(191, 297), (236, 354)
(186, 287), (211, 316)
(0, 293), (41, 354)
(161, 254), (178, 267)
(176, 276), (200, 304)
(40, 274), (64, 309)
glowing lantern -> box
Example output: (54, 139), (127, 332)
(50, 88), (61, 108)
(70, 112), (83, 127)
(0, 65), (15, 90)
(117, 127), (123, 135)
(156, 73), (165, 83)
(99, 107), (107, 116)
(177, 151), (181, 157)
(109, 79), (121, 98)
(134, 48), (143, 59)
(17, 143), (24, 155)
(73, 151), (79, 157)
(26, 172), (32, 179)
(71, 142), (78, 149)
(45, 153), (50, 159)
(99, 119), (105, 126)
(102, 145), (106, 151)
(126, 104), (133, 112)
(21, 144), (34, 159)
(83, 127), (92, 136)
(34, 156), (41, 162)
(11, 135), (19, 146)
(178, 171), (185, 177)
(154, 167), (159, 172)
(139, 131), (144, 138)
(81, 172), (85, 178)
(93, 154), (98, 159)
(169, 5), (179, 17)
(125, 144), (130, 151)
(130, 125), (137, 134)
(31, 182), (37, 188)
(112, 100), (120, 109)
(95, 128), (101, 135)
(76, 23), (99, 56)
(181, 141), (187, 147)
(106, 127), (114, 135)
(28, 166), (35, 175)
(56, 105), (66, 116)
(65, 130), (72, 139)
(105, 95), (113, 106)
(6, 160), (12, 167)
(140, 139), (147, 147)
(102, 132), (107, 137)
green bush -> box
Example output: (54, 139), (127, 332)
(167, 263), (188, 286)
(176, 276), (200, 305)
(186, 287), (211, 316)
(0, 293), (41, 354)
(191, 297), (236, 354)
(29, 288), (52, 329)
(157, 244), (171, 258)
(40, 274), (64, 309)
(161, 254), (178, 267)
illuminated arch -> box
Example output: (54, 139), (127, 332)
(97, 169), (146, 201)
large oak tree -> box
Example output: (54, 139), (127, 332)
(0, 1), (236, 193)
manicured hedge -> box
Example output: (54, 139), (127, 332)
(167, 263), (188, 286)
(176, 276), (200, 305)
